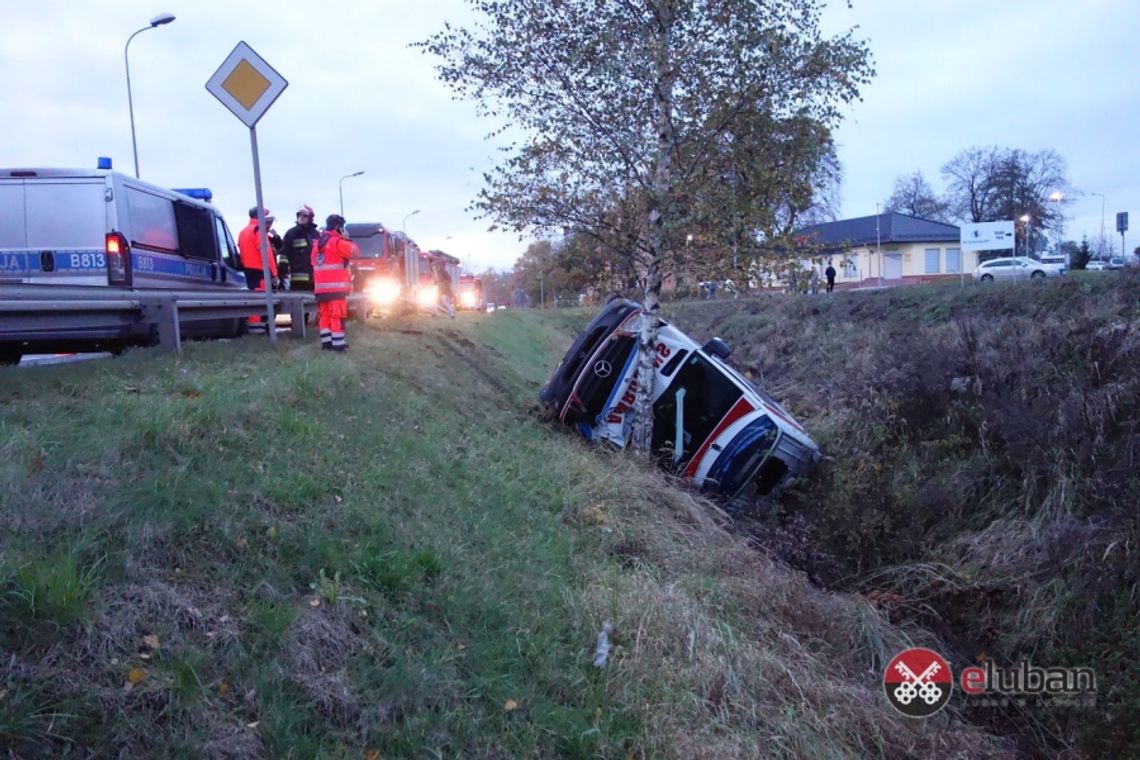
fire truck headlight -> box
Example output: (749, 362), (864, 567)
(364, 278), (401, 306)
(416, 285), (439, 307)
(459, 291), (477, 308)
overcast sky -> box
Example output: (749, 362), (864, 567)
(2, 1), (1137, 272)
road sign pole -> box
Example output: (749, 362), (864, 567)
(206, 41), (288, 346)
(250, 126), (276, 345)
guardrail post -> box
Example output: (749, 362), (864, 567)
(286, 295), (307, 338)
(141, 294), (181, 352)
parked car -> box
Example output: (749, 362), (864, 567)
(1086, 260), (1108, 271)
(973, 256), (1065, 282)
(1106, 256), (1125, 270)
(539, 298), (820, 499)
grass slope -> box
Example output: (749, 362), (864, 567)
(0, 309), (1009, 758)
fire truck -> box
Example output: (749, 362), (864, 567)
(345, 223), (419, 317)
(457, 274), (485, 310)
(415, 250), (461, 313)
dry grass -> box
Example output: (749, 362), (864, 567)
(663, 271), (1140, 757)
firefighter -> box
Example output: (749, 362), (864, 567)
(434, 260), (456, 318)
(280, 204), (318, 291)
(311, 214), (359, 351)
(237, 207), (279, 334)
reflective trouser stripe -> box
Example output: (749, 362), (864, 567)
(331, 331), (346, 347)
(319, 329), (332, 346)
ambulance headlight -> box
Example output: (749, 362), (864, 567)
(459, 291), (478, 308)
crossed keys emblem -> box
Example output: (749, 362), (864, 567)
(893, 659), (943, 706)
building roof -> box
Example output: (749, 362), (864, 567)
(797, 212), (960, 249)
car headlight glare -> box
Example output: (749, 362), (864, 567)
(364, 278), (401, 305)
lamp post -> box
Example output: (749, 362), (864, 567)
(125, 13), (176, 179)
(1048, 191), (1064, 256)
(1019, 214), (1031, 257)
(401, 209), (421, 237)
(338, 171), (364, 217)
(1090, 192), (1106, 256)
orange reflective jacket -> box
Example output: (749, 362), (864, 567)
(238, 220), (279, 276)
(311, 231), (359, 298)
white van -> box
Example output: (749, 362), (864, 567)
(0, 160), (245, 289)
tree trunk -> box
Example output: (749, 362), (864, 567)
(630, 0), (676, 457)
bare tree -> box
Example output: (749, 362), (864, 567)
(941, 146), (1073, 254)
(941, 146), (1004, 223)
(883, 171), (949, 222)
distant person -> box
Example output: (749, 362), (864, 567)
(280, 204), (318, 292)
(311, 214), (359, 352)
(825, 262), (837, 293)
(809, 268), (820, 295)
(237, 207), (280, 334)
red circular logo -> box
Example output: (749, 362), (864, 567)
(883, 647), (953, 717)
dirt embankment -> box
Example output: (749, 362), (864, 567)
(666, 273), (1140, 759)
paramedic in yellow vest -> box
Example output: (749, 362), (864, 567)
(311, 214), (359, 351)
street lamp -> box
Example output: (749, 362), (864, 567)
(1019, 214), (1031, 257)
(338, 171), (364, 216)
(401, 209), (421, 236)
(125, 13), (176, 179)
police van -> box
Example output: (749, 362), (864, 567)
(0, 159), (245, 289)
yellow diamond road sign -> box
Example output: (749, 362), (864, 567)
(206, 42), (287, 128)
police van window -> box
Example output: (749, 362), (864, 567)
(0, 183), (26, 248)
(172, 201), (218, 261)
(214, 216), (238, 268)
(25, 181), (105, 249)
(126, 187), (178, 252)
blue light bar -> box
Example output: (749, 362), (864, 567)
(97, 157), (113, 170)
(172, 187), (214, 202)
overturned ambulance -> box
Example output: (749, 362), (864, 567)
(539, 299), (820, 499)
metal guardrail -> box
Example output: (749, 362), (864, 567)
(0, 284), (317, 354)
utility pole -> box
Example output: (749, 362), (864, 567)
(876, 204), (883, 287)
